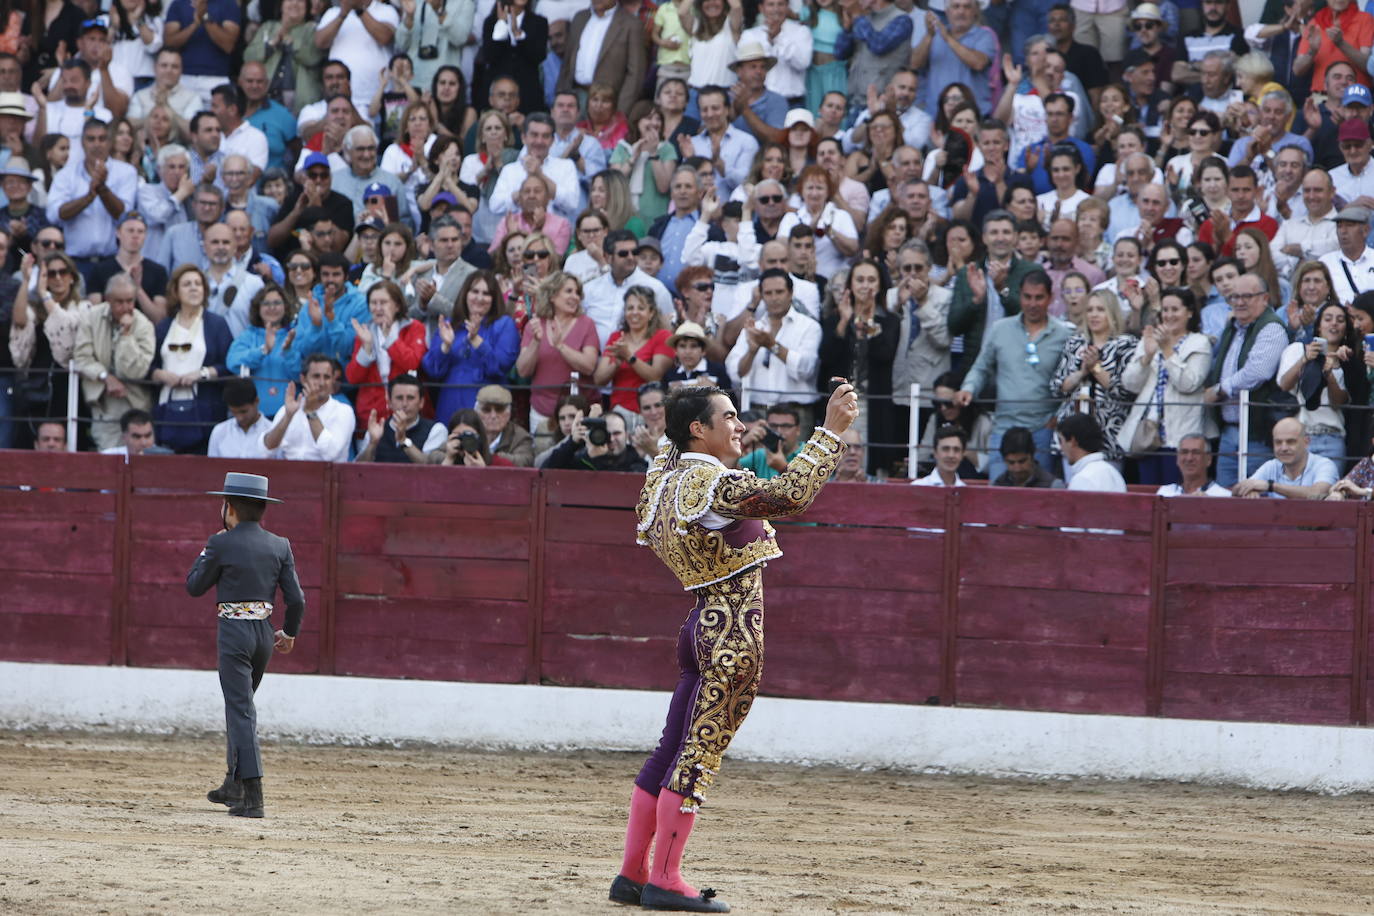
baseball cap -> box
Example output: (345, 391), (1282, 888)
(432, 191), (459, 207)
(355, 216), (385, 234)
(783, 108), (815, 130)
(302, 151), (330, 171)
(1131, 2), (1164, 22)
(1339, 118), (1371, 143)
(635, 236), (661, 255)
(1344, 85), (1373, 108)
(364, 182), (394, 198)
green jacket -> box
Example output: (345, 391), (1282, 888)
(1205, 307), (1293, 441)
(947, 257), (1038, 376)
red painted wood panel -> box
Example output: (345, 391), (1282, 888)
(5, 573), (117, 618)
(0, 450), (123, 489)
(958, 528), (1153, 595)
(127, 541), (326, 590)
(1167, 527), (1354, 550)
(955, 640), (1149, 715)
(544, 506), (640, 546)
(333, 598), (530, 644)
(336, 636), (531, 682)
(128, 495), (326, 541)
(126, 625), (320, 672)
(336, 463), (535, 504)
(1162, 673), (1352, 725)
(540, 633), (678, 690)
(543, 470), (642, 507)
(0, 488), (117, 516)
(0, 517), (116, 575)
(763, 586), (945, 636)
(765, 634), (943, 704)
(335, 554), (529, 601)
(124, 585), (323, 633)
(958, 586), (1149, 647)
(1166, 585), (1355, 631)
(1166, 497), (1359, 528)
(1167, 547), (1353, 586)
(961, 486), (1155, 532)
(338, 513), (530, 561)
(794, 482), (948, 529)
(1164, 625), (1352, 677)
(0, 613), (111, 665)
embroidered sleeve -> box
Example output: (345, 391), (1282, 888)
(711, 428), (843, 520)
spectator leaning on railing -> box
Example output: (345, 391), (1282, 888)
(71, 272), (156, 451)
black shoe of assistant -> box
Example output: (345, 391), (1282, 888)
(228, 777), (264, 818)
(207, 771), (244, 806)
(609, 875), (644, 905)
(640, 884), (730, 912)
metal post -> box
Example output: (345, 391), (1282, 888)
(1238, 388), (1250, 480)
(907, 382), (920, 478)
(65, 363), (78, 452)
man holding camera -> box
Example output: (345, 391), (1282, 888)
(734, 402), (804, 480)
(543, 409), (647, 471)
(355, 374), (447, 463)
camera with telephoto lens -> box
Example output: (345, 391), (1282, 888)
(458, 430), (481, 454)
(583, 416), (610, 447)
(418, 45), (439, 59)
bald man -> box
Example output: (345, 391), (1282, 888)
(1271, 168), (1339, 279)
(1233, 417), (1338, 499)
(239, 61), (299, 173)
(1131, 182), (1190, 247)
(203, 221), (264, 336)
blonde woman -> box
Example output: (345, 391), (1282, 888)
(515, 271), (600, 433)
(593, 286), (674, 420)
(590, 169), (648, 237)
(1051, 288), (1137, 461)
(8, 252), (90, 439)
(459, 111), (519, 243)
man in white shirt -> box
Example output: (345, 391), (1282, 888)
(314, 0), (399, 112)
(1157, 434), (1232, 497)
(262, 355), (356, 461)
(46, 118), (138, 274)
(42, 17), (132, 121)
(726, 268), (821, 409)
(202, 222), (263, 336)
(209, 379), (274, 459)
(211, 83), (269, 178)
(913, 424), (967, 487)
(732, 239), (821, 321)
(1059, 413), (1127, 493)
(101, 408), (157, 457)
(844, 70), (931, 155)
(1272, 168), (1338, 280)
(739, 0), (813, 105)
(1331, 118), (1374, 209)
(37, 60), (113, 144)
(583, 229), (674, 345)
(1319, 205), (1374, 305)
(1195, 50), (1243, 116)
(296, 61), (369, 137)
(128, 49), (202, 135)
(1232, 417), (1338, 499)
(490, 114), (582, 223)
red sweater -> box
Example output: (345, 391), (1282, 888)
(344, 320), (428, 431)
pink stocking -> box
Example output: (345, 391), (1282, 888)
(648, 788), (698, 896)
(619, 786), (658, 884)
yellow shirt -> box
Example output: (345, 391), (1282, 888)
(653, 3), (691, 67)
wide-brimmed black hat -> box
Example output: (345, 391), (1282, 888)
(206, 472), (282, 503)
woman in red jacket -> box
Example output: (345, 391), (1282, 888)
(345, 280), (428, 432)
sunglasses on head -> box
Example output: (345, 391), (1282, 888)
(167, 342), (193, 352)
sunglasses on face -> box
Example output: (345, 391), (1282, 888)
(692, 282), (714, 292)
(1155, 257), (1181, 266)
(757, 194), (783, 204)
(306, 170), (329, 180)
(524, 250), (551, 260)
(900, 263), (928, 274)
(1189, 128), (1213, 136)
(37, 239), (64, 248)
(47, 268), (70, 277)
(932, 399), (955, 410)
(288, 262), (312, 271)
(613, 249), (636, 258)
(1132, 21), (1159, 30)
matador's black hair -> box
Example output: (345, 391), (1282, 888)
(664, 386), (729, 451)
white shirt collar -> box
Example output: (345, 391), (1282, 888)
(1071, 452), (1105, 472)
(681, 451), (725, 467)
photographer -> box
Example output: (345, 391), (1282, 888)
(735, 402), (805, 480)
(427, 408), (515, 467)
(542, 408), (647, 472)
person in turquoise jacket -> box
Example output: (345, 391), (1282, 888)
(226, 284), (305, 418)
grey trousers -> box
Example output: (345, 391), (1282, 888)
(218, 617), (274, 780)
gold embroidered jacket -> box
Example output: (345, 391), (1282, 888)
(635, 428), (845, 590)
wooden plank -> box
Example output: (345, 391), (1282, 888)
(337, 514), (531, 561)
(543, 542), (682, 593)
(339, 500), (531, 521)
(1354, 504), (1372, 724)
(125, 585), (322, 631)
(1161, 673), (1352, 725)
(129, 454), (324, 492)
(333, 597), (530, 644)
(1165, 585), (1355, 631)
(1166, 497), (1358, 529)
(960, 486), (1155, 532)
(335, 464), (535, 504)
(126, 625), (319, 673)
(1168, 547), (1354, 586)
(957, 586), (1149, 647)
(4, 573), (117, 617)
(111, 460), (131, 666)
(0, 614), (112, 665)
(539, 633), (679, 690)
(543, 470), (642, 508)
(1146, 498), (1167, 716)
(955, 639), (1148, 715)
(0, 518), (116, 575)
(1165, 625), (1352, 677)
(764, 586), (945, 635)
(130, 540), (325, 589)
(526, 473), (547, 686)
(764, 634), (942, 704)
(129, 495), (326, 542)
(0, 451), (123, 489)
(958, 528), (1153, 595)
(0, 489), (117, 517)
(544, 506), (639, 545)
(769, 530), (943, 591)
(793, 482), (949, 529)
(334, 638), (531, 683)
(335, 554), (529, 601)
(1167, 527), (1354, 550)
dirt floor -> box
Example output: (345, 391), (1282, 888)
(1, 730), (1372, 915)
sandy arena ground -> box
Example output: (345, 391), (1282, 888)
(1, 730), (1371, 915)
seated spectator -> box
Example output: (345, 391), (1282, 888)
(148, 264), (232, 454)
(158, 182), (224, 273)
(830, 427), (879, 483)
(533, 392), (591, 467)
(0, 158), (48, 271)
(913, 424), (967, 487)
(1276, 302), (1368, 462)
(406, 214), (477, 338)
(344, 279), (427, 434)
(202, 221), (264, 337)
(1059, 412), (1127, 492)
(577, 81), (630, 150)
(1197, 165), (1277, 257)
(238, 60), (301, 173)
(333, 127), (412, 229)
(129, 49), (202, 132)
(662, 320), (732, 391)
(429, 408), (516, 468)
(636, 238), (664, 280)
(541, 408), (646, 472)
(726, 268), (822, 410)
(1119, 286), (1216, 485)
(991, 425), (1064, 488)
(1233, 417), (1339, 499)
(261, 353), (356, 461)
(919, 372), (992, 477)
(629, 380), (667, 462)
(421, 270), (519, 422)
(593, 286), (674, 420)
(1051, 288), (1137, 463)
(293, 252), (368, 367)
(582, 229), (673, 351)
(208, 377), (273, 458)
(1157, 434), (1231, 497)
(356, 373), (447, 463)
(220, 154), (278, 254)
(88, 213), (169, 322)
(1319, 205), (1374, 306)
(226, 284), (301, 419)
(1270, 169), (1338, 282)
(210, 83), (268, 178)
(689, 86), (760, 203)
(267, 152), (356, 254)
(777, 166), (859, 280)
(101, 407), (157, 457)
(70, 272), (156, 451)
(184, 111), (227, 188)
(490, 173), (572, 258)
(490, 113), (581, 224)
(735, 401), (805, 480)
(33, 421), (67, 452)
(475, 383), (535, 467)
(1041, 218), (1106, 318)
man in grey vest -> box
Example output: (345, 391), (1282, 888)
(187, 472), (305, 819)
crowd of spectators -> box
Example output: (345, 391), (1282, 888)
(6, 0), (1374, 502)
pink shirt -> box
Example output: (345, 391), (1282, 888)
(489, 209), (573, 258)
(521, 314), (600, 416)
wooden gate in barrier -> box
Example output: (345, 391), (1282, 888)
(1, 452), (1369, 726)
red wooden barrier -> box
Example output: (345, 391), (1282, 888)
(1, 451), (1370, 728)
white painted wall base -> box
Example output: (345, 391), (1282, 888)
(4, 661), (1372, 794)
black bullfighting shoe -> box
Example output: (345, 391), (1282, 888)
(207, 771), (244, 806)
(640, 884), (730, 912)
(609, 874), (644, 905)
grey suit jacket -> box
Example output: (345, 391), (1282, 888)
(187, 520), (306, 637)
(556, 7), (647, 114)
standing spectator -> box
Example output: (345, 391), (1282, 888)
(70, 273), (156, 450)
(726, 267), (821, 409)
(910, 0), (995, 114)
(1203, 272), (1288, 486)
(261, 353), (356, 460)
(1197, 165), (1277, 258)
(1051, 288), (1136, 463)
(1271, 168), (1338, 280)
(946, 211), (1038, 378)
(688, 86), (759, 203)
(137, 144), (192, 263)
(297, 61), (368, 139)
(10, 251), (87, 440)
(407, 215), (478, 335)
(227, 283), (301, 418)
(331, 127), (413, 229)
(821, 258), (900, 474)
(610, 103), (676, 225)
(891, 238), (950, 421)
(35, 61), (113, 145)
(647, 167), (704, 297)
(515, 271), (599, 433)
(0, 157), (47, 271)
(1276, 301), (1367, 462)
(991, 425), (1064, 487)
(1329, 117), (1374, 210)
(88, 212), (168, 321)
(242, 0), (324, 116)
(293, 252), (368, 367)
(741, 0), (811, 108)
(489, 174), (572, 260)
(395, 0), (474, 93)
(1042, 218), (1106, 317)
(956, 270), (1071, 481)
(583, 229), (673, 348)
(1048, 5), (1107, 109)
(46, 119), (138, 289)
(557, 0), (647, 115)
(1156, 434), (1230, 496)
(1319, 205), (1374, 305)
(1059, 412), (1127, 492)
(207, 377), (272, 458)
(39, 17), (132, 121)
(158, 181), (222, 271)
(834, 0), (911, 111)
(314, 0), (400, 114)
(489, 114), (582, 224)
(421, 270), (519, 420)
(344, 279), (427, 433)
(475, 383), (535, 465)
(1292, 0), (1374, 96)
(650, 0), (691, 92)
(777, 165), (859, 280)
(356, 373), (447, 463)
(477, 0), (547, 119)
(184, 111), (226, 187)
(162, 0), (241, 106)
(128, 49), (201, 131)
(726, 44), (787, 138)
(1233, 416), (1338, 498)
(1119, 286), (1215, 485)
(593, 286), (674, 418)
(148, 264), (232, 453)
(683, 0), (743, 103)
(211, 83), (268, 178)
